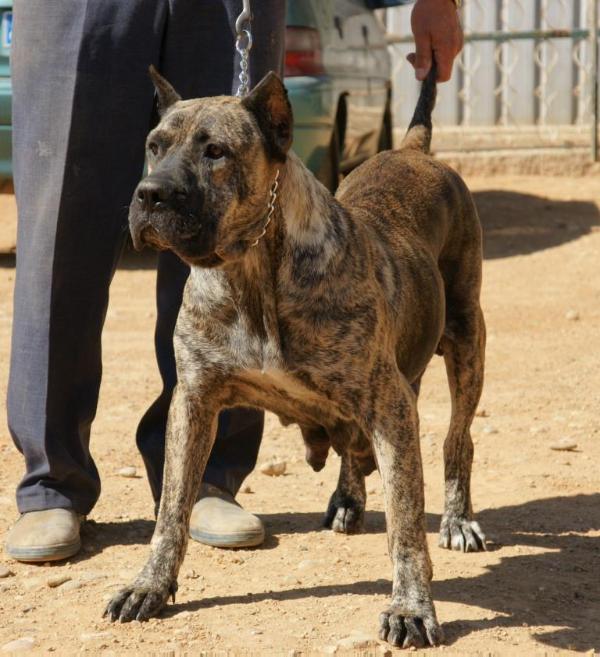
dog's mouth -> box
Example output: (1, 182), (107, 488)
(133, 224), (169, 252)
(130, 214), (225, 269)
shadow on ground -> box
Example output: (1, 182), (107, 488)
(3, 192), (596, 266)
(78, 516), (280, 559)
(474, 191), (600, 259)
(159, 494), (600, 653)
(113, 192), (600, 264)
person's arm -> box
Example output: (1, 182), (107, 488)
(407, 0), (463, 82)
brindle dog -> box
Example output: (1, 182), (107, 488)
(105, 65), (486, 649)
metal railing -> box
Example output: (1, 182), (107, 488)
(386, 0), (600, 160)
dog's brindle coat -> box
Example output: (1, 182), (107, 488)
(105, 66), (486, 648)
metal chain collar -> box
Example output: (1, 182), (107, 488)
(235, 0), (253, 97)
(234, 0), (279, 247)
(251, 169), (280, 247)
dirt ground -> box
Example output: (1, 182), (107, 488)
(0, 175), (599, 656)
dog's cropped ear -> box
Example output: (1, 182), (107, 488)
(242, 72), (293, 162)
(149, 65), (181, 116)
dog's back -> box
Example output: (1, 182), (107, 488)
(336, 65), (482, 276)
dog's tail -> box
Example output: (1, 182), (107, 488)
(400, 62), (438, 154)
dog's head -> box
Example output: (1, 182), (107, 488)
(129, 67), (293, 267)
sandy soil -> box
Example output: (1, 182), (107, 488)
(0, 175), (599, 656)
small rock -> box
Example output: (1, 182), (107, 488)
(79, 571), (105, 583)
(482, 425), (499, 435)
(117, 466), (138, 478)
(565, 309), (580, 321)
(184, 570), (201, 580)
(22, 578), (42, 591)
(47, 574), (71, 588)
(0, 565), (13, 578)
(529, 426), (548, 435)
(550, 438), (578, 452)
(80, 632), (112, 642)
(1, 637), (35, 652)
(377, 647), (393, 657)
(475, 408), (489, 417)
(297, 559), (321, 570)
(240, 484), (253, 494)
(335, 632), (378, 650)
(259, 460), (286, 476)
(58, 579), (81, 591)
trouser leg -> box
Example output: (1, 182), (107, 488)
(136, 0), (286, 501)
(7, 0), (168, 514)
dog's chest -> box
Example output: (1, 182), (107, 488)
(232, 367), (342, 427)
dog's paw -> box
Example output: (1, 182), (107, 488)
(379, 606), (443, 648)
(323, 492), (364, 534)
(439, 516), (486, 552)
(103, 579), (177, 622)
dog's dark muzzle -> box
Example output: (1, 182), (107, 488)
(129, 175), (209, 256)
(135, 176), (190, 213)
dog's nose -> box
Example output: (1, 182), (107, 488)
(136, 179), (185, 212)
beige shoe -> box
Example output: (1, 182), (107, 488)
(5, 509), (82, 562)
(189, 483), (264, 548)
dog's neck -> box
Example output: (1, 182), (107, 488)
(277, 151), (340, 252)
(218, 151), (349, 363)
(228, 151), (348, 289)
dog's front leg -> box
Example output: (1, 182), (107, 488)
(370, 373), (443, 649)
(105, 384), (218, 622)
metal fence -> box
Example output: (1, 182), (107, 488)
(386, 0), (599, 160)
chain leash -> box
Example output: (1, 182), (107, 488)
(235, 0), (253, 97)
(233, 0), (280, 246)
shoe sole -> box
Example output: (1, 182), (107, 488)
(189, 528), (264, 549)
(6, 539), (81, 563)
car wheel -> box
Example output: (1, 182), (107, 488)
(377, 97), (393, 152)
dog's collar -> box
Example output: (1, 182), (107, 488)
(250, 168), (280, 248)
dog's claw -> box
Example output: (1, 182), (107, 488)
(324, 497), (364, 534)
(439, 517), (486, 552)
(379, 606), (443, 648)
(169, 581), (178, 604)
(104, 581), (176, 623)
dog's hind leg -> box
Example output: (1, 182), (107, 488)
(324, 450), (366, 534)
(324, 425), (375, 534)
(438, 304), (487, 552)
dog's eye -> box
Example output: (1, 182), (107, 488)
(205, 144), (225, 160)
(148, 141), (159, 156)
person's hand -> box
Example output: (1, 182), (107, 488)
(407, 0), (464, 83)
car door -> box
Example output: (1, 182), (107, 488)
(328, 0), (390, 172)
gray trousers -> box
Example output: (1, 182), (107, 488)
(8, 0), (285, 515)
